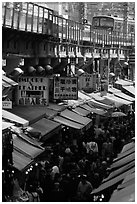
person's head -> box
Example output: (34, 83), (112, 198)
(54, 182), (60, 191)
(81, 174), (87, 184)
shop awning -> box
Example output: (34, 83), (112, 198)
(108, 87), (123, 94)
(89, 93), (115, 106)
(8, 106), (58, 125)
(13, 136), (44, 159)
(103, 161), (135, 183)
(88, 99), (113, 110)
(104, 94), (132, 106)
(110, 152), (135, 170)
(117, 173), (135, 190)
(29, 118), (61, 142)
(121, 142), (135, 153)
(53, 115), (84, 130)
(115, 79), (133, 86)
(113, 147), (135, 163)
(78, 90), (91, 101)
(79, 103), (94, 111)
(2, 75), (18, 87)
(60, 109), (92, 129)
(47, 102), (66, 112)
(109, 183), (135, 202)
(71, 106), (90, 117)
(114, 92), (135, 102)
(91, 167), (135, 195)
(2, 110), (29, 127)
(18, 132), (44, 148)
(13, 149), (33, 171)
(2, 121), (14, 131)
(122, 86), (135, 97)
(81, 103), (107, 116)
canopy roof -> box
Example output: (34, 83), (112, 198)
(13, 149), (33, 171)
(2, 110), (29, 127)
(60, 109), (92, 128)
(53, 115), (84, 130)
(115, 79), (133, 86)
(29, 118), (61, 142)
(71, 106), (90, 117)
(122, 86), (135, 97)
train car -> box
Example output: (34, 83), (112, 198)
(92, 15), (115, 30)
(92, 15), (135, 34)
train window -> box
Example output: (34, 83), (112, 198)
(130, 25), (134, 33)
(100, 17), (114, 28)
(92, 17), (99, 27)
(92, 16), (114, 30)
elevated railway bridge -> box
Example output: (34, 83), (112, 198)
(2, 2), (135, 81)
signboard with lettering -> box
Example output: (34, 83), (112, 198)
(2, 101), (12, 109)
(17, 77), (49, 106)
(53, 76), (78, 100)
(79, 73), (96, 91)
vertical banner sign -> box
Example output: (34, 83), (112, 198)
(54, 76), (78, 100)
(79, 73), (96, 91)
(17, 77), (49, 106)
(100, 58), (109, 93)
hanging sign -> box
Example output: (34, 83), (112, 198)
(79, 73), (96, 91)
(2, 101), (12, 109)
(53, 76), (78, 100)
(17, 77), (49, 106)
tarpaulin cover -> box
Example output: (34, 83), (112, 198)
(88, 99), (113, 110)
(104, 93), (132, 106)
(71, 106), (90, 117)
(108, 87), (121, 94)
(29, 118), (61, 141)
(89, 92), (115, 106)
(103, 161), (135, 183)
(91, 167), (135, 194)
(113, 147), (135, 163)
(117, 173), (135, 190)
(80, 103), (107, 116)
(110, 152), (135, 170)
(13, 149), (33, 171)
(121, 142), (135, 153)
(13, 136), (44, 159)
(2, 75), (18, 86)
(47, 103), (66, 112)
(53, 115), (84, 130)
(18, 132), (43, 148)
(122, 86), (135, 96)
(114, 92), (135, 102)
(60, 109), (92, 127)
(79, 104), (95, 111)
(78, 91), (91, 101)
(115, 79), (133, 86)
(109, 183), (135, 202)
(8, 106), (57, 125)
(2, 110), (29, 127)
(2, 121), (14, 131)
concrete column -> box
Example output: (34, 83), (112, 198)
(5, 57), (21, 74)
(39, 57), (51, 66)
(24, 57), (39, 67)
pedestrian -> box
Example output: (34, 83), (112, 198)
(76, 174), (93, 201)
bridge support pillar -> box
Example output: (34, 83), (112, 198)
(39, 57), (51, 66)
(24, 57), (39, 67)
(5, 57), (21, 74)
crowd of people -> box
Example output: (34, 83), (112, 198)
(23, 109), (135, 202)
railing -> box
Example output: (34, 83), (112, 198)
(2, 2), (135, 48)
